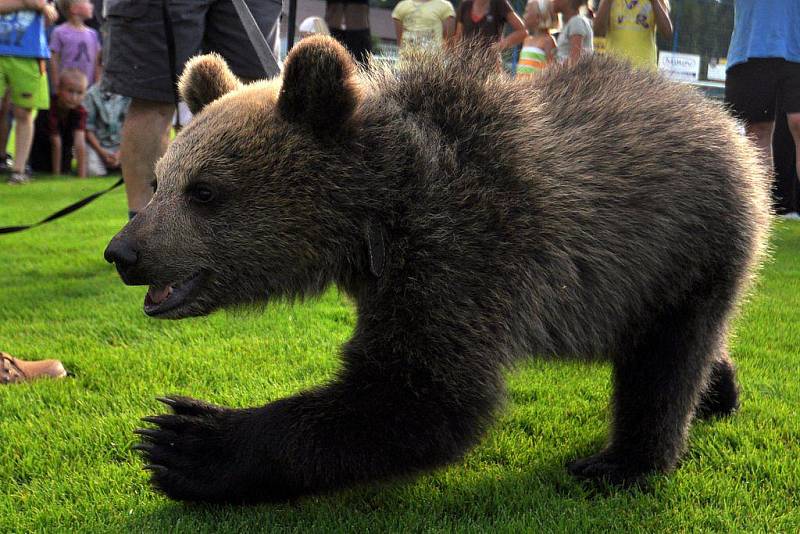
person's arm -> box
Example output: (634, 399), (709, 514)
(86, 129), (111, 164)
(593, 0), (612, 37)
(393, 18), (403, 47)
(0, 0), (57, 21)
(545, 35), (557, 63)
(50, 134), (62, 175)
(42, 1), (56, 24)
(568, 34), (585, 65)
(74, 129), (86, 177)
(651, 0), (673, 41)
(49, 50), (60, 89)
(442, 16), (455, 42)
(94, 47), (103, 84)
(496, 6), (527, 50)
(452, 3), (464, 44)
(0, 0), (42, 14)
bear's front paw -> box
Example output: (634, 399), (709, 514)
(133, 396), (277, 503)
(567, 450), (653, 488)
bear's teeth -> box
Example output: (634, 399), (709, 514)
(147, 285), (173, 305)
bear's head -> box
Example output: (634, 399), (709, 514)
(104, 37), (372, 319)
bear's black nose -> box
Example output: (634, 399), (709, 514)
(104, 238), (138, 269)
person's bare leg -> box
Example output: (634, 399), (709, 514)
(0, 91), (12, 160)
(745, 120), (775, 173)
(120, 98), (174, 214)
(786, 112), (800, 184)
(12, 106), (33, 173)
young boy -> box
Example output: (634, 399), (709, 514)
(50, 0), (100, 88)
(29, 67), (87, 176)
(0, 0), (58, 184)
(83, 80), (129, 175)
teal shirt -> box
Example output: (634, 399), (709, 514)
(83, 85), (131, 149)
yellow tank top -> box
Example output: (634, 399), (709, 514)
(606, 0), (658, 70)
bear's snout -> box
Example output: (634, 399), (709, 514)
(104, 237), (140, 285)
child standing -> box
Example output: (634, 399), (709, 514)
(552, 0), (593, 65)
(29, 67), (87, 176)
(0, 0), (58, 184)
(50, 0), (100, 88)
(392, 0), (455, 51)
(517, 0), (556, 77)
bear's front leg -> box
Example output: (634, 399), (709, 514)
(134, 396), (302, 502)
(135, 356), (503, 503)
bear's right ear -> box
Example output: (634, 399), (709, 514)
(277, 36), (359, 133)
(179, 53), (241, 115)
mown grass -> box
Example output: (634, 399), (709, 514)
(1, 176), (799, 532)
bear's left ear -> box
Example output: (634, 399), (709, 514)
(277, 36), (360, 133)
(179, 53), (241, 115)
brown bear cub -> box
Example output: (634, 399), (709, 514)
(105, 37), (770, 503)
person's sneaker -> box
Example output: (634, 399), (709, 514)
(779, 211), (800, 221)
(7, 172), (31, 185)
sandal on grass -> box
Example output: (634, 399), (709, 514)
(1, 351), (67, 384)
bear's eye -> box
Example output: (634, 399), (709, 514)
(150, 179), (157, 193)
(189, 183), (216, 204)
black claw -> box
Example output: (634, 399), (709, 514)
(141, 415), (167, 425)
(156, 396), (179, 407)
(133, 428), (161, 441)
(131, 443), (152, 453)
(143, 464), (168, 473)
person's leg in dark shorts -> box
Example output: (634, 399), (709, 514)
(725, 58), (780, 170)
(104, 0), (281, 216)
(203, 0), (282, 80)
(773, 108), (799, 216)
(104, 0), (209, 214)
(326, 0), (372, 65)
(779, 60), (800, 205)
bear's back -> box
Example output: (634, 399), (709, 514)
(356, 50), (770, 358)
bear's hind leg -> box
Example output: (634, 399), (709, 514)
(569, 293), (732, 486)
(695, 349), (739, 419)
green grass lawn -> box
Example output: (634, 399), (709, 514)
(1, 176), (799, 532)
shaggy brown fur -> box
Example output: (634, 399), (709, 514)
(178, 53), (242, 115)
(105, 36), (771, 503)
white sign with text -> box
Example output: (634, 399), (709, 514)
(658, 51), (701, 83)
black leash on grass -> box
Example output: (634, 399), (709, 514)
(0, 177), (124, 234)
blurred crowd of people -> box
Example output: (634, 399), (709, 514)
(0, 0), (129, 185)
(311, 0), (798, 221)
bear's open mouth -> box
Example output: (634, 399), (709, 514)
(144, 270), (206, 317)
